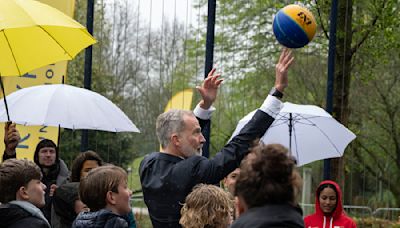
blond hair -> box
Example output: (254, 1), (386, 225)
(180, 184), (233, 228)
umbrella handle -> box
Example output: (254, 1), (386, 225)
(289, 113), (292, 152)
(0, 76), (10, 122)
(57, 125), (61, 146)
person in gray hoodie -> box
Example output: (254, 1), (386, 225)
(0, 159), (50, 228)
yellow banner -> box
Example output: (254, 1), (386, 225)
(0, 0), (75, 161)
(164, 89), (194, 112)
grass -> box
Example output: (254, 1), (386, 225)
(127, 156), (144, 192)
(127, 156), (153, 228)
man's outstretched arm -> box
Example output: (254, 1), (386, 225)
(193, 48), (295, 183)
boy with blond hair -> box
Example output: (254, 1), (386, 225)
(180, 184), (233, 228)
(72, 165), (132, 228)
(0, 159), (50, 227)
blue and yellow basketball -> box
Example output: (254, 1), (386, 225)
(273, 4), (317, 48)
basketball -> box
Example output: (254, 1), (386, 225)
(273, 4), (317, 48)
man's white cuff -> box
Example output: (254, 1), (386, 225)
(193, 103), (216, 120)
(259, 95), (283, 118)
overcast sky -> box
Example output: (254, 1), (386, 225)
(141, 0), (196, 28)
(107, 0), (200, 29)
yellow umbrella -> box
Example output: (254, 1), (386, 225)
(0, 0), (96, 121)
(0, 0), (96, 76)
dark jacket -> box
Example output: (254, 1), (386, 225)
(139, 110), (275, 228)
(41, 159), (69, 223)
(51, 182), (80, 228)
(72, 209), (128, 228)
(231, 204), (304, 228)
(0, 201), (51, 228)
(304, 180), (357, 228)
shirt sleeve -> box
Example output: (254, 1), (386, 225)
(259, 95), (283, 118)
(193, 103), (216, 120)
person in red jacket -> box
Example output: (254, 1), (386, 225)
(304, 180), (357, 228)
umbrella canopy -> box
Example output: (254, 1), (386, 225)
(230, 102), (356, 166)
(0, 84), (140, 133)
(0, 0), (96, 76)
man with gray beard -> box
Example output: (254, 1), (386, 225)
(139, 49), (294, 228)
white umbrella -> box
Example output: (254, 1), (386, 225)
(0, 84), (140, 133)
(230, 102), (356, 166)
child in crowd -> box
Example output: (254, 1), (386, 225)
(52, 150), (103, 227)
(180, 184), (233, 228)
(72, 165), (132, 228)
(0, 159), (50, 227)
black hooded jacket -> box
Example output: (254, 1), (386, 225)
(40, 159), (69, 221)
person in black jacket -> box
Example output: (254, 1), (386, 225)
(231, 144), (304, 228)
(139, 48), (294, 228)
(0, 159), (50, 228)
(72, 165), (132, 228)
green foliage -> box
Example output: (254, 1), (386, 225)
(194, 0), (400, 207)
(353, 217), (400, 228)
(368, 190), (398, 209)
(62, 0), (211, 168)
(60, 0), (143, 167)
(193, 0), (331, 155)
(128, 156), (143, 192)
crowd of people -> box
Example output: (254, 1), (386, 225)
(0, 48), (357, 228)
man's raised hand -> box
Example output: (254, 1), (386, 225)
(196, 68), (223, 109)
(274, 48), (294, 93)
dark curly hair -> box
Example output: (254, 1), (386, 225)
(234, 144), (301, 208)
(70, 150), (103, 182)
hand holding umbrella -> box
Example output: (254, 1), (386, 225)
(3, 122), (20, 156)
